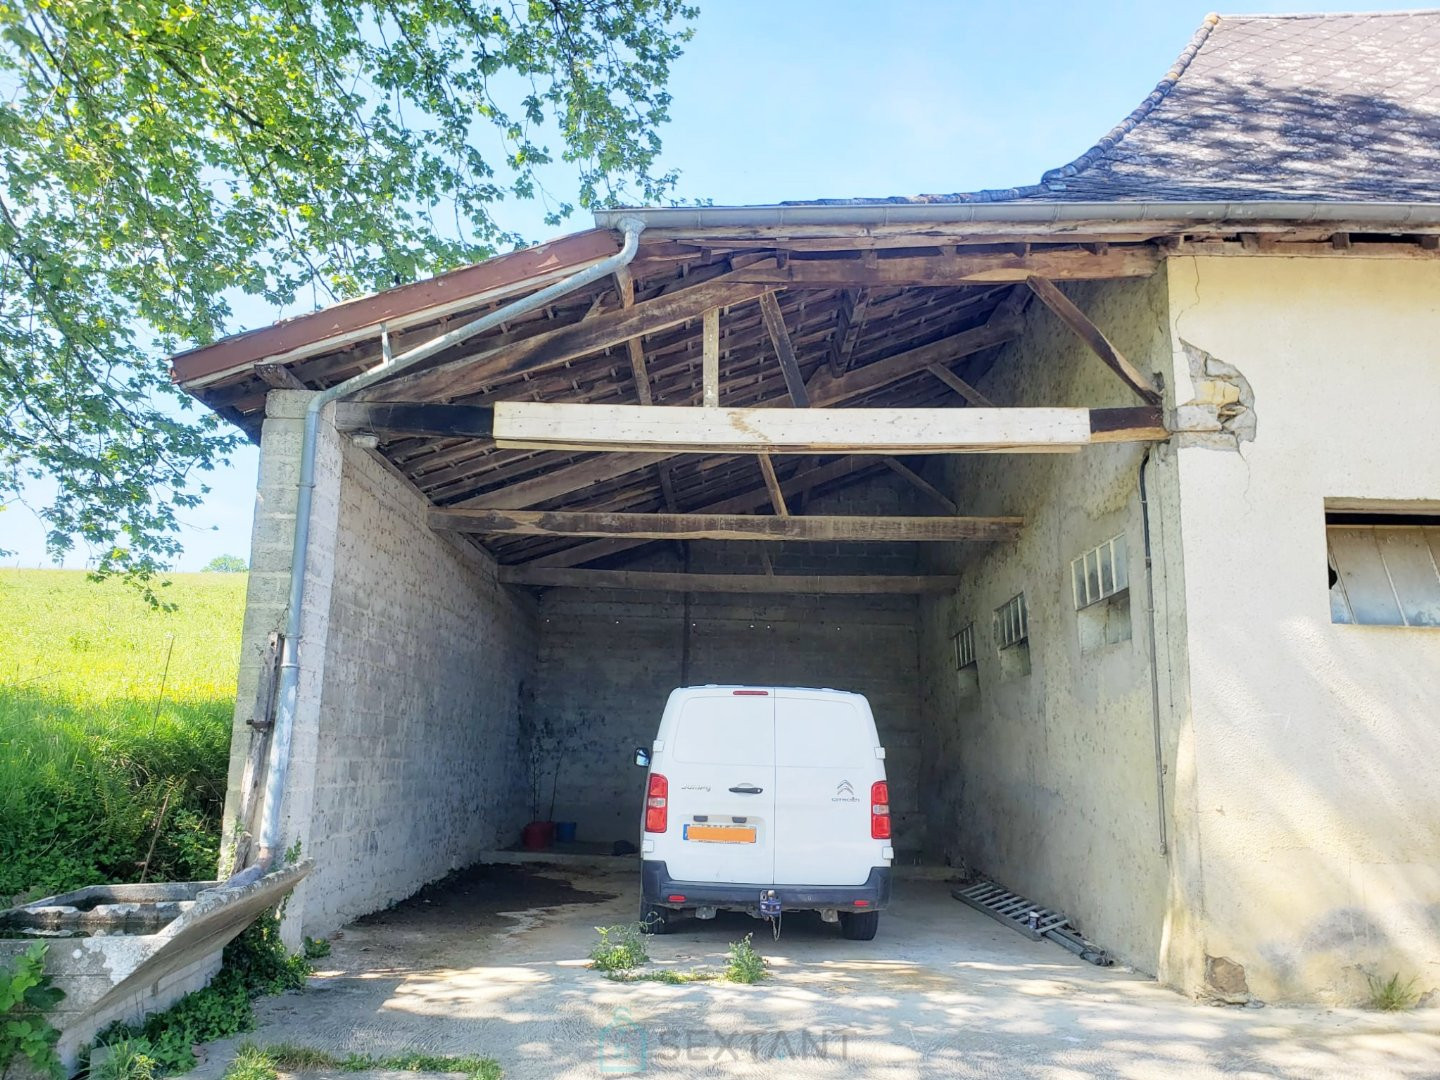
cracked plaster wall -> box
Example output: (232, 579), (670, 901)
(1162, 255), (1440, 1004)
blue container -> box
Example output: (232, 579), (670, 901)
(555, 822), (578, 843)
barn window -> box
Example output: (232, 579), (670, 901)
(993, 593), (1031, 678)
(952, 622), (979, 698)
(1072, 535), (1132, 651)
(1327, 512), (1440, 627)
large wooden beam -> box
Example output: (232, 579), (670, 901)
(433, 509), (1022, 542)
(370, 278), (774, 402)
(498, 567), (967, 594)
(527, 455), (882, 569)
(1025, 276), (1164, 407)
(759, 292), (810, 406)
(494, 403), (1105, 455)
(451, 313), (1022, 512)
(728, 246), (1159, 288)
(701, 306), (721, 406)
(333, 401), (494, 440)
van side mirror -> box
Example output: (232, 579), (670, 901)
(633, 747), (651, 768)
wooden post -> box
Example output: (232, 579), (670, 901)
(702, 307), (720, 407)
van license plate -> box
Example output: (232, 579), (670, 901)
(683, 824), (757, 844)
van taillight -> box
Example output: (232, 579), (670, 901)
(645, 773), (669, 833)
(870, 781), (891, 839)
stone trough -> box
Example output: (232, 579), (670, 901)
(0, 862), (310, 1074)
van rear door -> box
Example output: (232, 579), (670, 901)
(773, 690), (879, 886)
(661, 690), (775, 886)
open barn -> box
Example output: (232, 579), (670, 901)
(174, 10), (1440, 1005)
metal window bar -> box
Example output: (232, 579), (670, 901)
(994, 593), (1028, 649)
(953, 623), (977, 669)
(1072, 535), (1129, 610)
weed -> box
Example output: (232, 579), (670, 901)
(1366, 972), (1420, 1011)
(724, 934), (769, 984)
(92, 1039), (160, 1080)
(302, 936), (331, 960)
(0, 942), (66, 1079)
(220, 1044), (277, 1080)
(224, 1044), (500, 1080)
(589, 923), (649, 973)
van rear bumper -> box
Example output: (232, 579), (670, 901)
(641, 860), (891, 912)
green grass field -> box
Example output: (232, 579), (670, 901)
(0, 569), (247, 902)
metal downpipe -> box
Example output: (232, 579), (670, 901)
(252, 218), (646, 869)
(1139, 448), (1168, 857)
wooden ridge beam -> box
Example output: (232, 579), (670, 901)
(494, 403), (1107, 455)
(728, 246), (1159, 288)
(1025, 276), (1163, 406)
(434, 509), (1022, 542)
(369, 278), (774, 403)
(497, 567), (967, 594)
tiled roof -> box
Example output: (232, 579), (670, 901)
(802, 11), (1440, 205)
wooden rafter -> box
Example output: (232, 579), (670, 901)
(368, 278), (774, 402)
(826, 289), (869, 376)
(1024, 276), (1163, 407)
(882, 458), (958, 514)
(432, 509), (1022, 542)
(757, 455), (788, 516)
(614, 265), (681, 513)
(498, 567), (967, 594)
(759, 292), (810, 407)
(925, 364), (995, 407)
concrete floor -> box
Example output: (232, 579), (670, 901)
(182, 864), (1440, 1079)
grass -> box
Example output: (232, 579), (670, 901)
(222, 1044), (501, 1080)
(1366, 972), (1420, 1011)
(0, 569), (246, 901)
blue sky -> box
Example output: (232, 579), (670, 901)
(5, 0), (1415, 569)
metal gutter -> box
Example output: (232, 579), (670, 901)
(594, 200), (1440, 232)
(254, 217), (647, 868)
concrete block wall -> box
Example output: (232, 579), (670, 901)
(914, 270), (1190, 976)
(224, 392), (537, 938)
(524, 475), (929, 854)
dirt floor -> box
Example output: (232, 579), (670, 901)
(180, 863), (1440, 1079)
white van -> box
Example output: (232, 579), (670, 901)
(634, 685), (894, 940)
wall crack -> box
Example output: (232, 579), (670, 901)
(1172, 339), (1257, 451)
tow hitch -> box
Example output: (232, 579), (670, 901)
(759, 889), (782, 939)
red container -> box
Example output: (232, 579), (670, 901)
(521, 821), (555, 850)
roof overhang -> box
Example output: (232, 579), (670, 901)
(595, 200), (1440, 237)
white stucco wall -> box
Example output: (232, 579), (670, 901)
(916, 270), (1190, 974)
(1161, 255), (1440, 1004)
